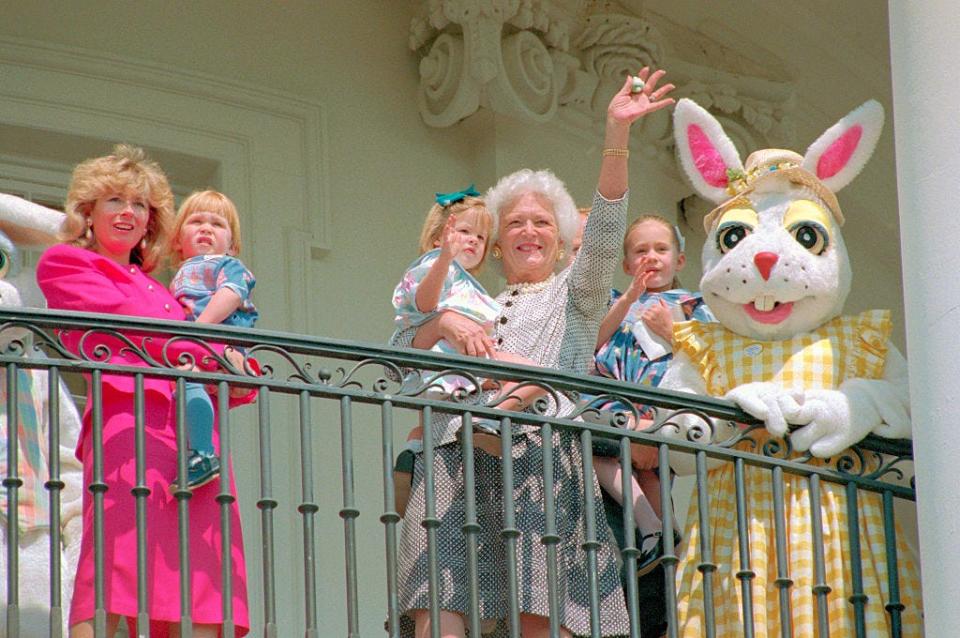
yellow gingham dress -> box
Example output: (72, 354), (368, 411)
(672, 310), (922, 637)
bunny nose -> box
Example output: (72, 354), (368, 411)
(754, 252), (779, 281)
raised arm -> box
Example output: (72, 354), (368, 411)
(414, 216), (465, 313)
(598, 68), (676, 200)
(595, 269), (655, 349)
(414, 257), (452, 314)
(570, 69), (675, 315)
(567, 191), (627, 315)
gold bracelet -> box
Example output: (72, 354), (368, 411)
(601, 147), (629, 158)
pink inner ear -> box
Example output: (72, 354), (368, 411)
(687, 124), (729, 188)
(817, 125), (863, 179)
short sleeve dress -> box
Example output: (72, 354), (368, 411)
(394, 192), (631, 637)
(391, 249), (501, 393)
(670, 310), (923, 637)
(593, 288), (714, 417)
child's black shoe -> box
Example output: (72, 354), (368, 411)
(174, 450), (221, 492)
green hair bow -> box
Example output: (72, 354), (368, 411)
(435, 185), (480, 207)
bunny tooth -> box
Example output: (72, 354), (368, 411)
(753, 295), (776, 312)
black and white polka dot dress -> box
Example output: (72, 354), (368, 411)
(395, 192), (630, 637)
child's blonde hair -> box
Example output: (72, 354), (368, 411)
(171, 190), (242, 263)
(63, 144), (174, 273)
(623, 214), (686, 289)
(418, 196), (492, 273)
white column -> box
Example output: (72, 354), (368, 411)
(888, 1), (960, 633)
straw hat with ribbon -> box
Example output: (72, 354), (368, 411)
(672, 98), (884, 233)
(702, 148), (844, 233)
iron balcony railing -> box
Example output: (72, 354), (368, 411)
(0, 308), (917, 638)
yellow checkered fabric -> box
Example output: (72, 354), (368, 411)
(672, 310), (922, 637)
(674, 309), (893, 396)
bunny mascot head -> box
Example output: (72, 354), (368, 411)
(0, 193), (83, 635)
(667, 98), (911, 457)
(662, 100), (922, 636)
(674, 99), (885, 342)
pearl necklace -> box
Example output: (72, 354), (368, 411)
(503, 273), (556, 295)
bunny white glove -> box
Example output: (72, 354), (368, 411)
(788, 379), (910, 458)
(724, 382), (803, 439)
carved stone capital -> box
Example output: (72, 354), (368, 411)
(410, 0), (586, 125)
(410, 0), (797, 166)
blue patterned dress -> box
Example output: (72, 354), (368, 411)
(594, 288), (714, 402)
(170, 254), (259, 327)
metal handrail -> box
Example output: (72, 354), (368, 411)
(0, 307), (914, 462)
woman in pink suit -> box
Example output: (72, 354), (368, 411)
(36, 145), (252, 637)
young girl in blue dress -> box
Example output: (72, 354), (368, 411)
(592, 215), (714, 558)
(169, 190), (259, 489)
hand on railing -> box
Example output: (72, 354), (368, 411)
(224, 346), (259, 400)
(172, 344), (258, 401)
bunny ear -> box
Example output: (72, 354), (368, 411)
(0, 193), (65, 247)
(802, 100), (884, 193)
(673, 98), (744, 204)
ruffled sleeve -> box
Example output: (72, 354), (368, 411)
(392, 250), (447, 331)
(848, 309), (892, 381)
(673, 321), (726, 395)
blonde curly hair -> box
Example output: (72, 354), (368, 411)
(61, 144), (174, 273)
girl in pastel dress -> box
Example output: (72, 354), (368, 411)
(391, 189), (531, 513)
(592, 215), (715, 559)
(168, 190), (259, 489)
(393, 190), (499, 393)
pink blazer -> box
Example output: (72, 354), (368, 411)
(36, 245), (254, 454)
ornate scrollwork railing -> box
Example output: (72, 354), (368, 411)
(0, 307), (916, 637)
(0, 307), (914, 495)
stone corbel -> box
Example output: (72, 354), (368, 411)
(410, 0), (796, 164)
(561, 10), (674, 161)
(675, 74), (796, 156)
(410, 0), (586, 126)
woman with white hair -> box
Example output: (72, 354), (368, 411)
(395, 68), (676, 638)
